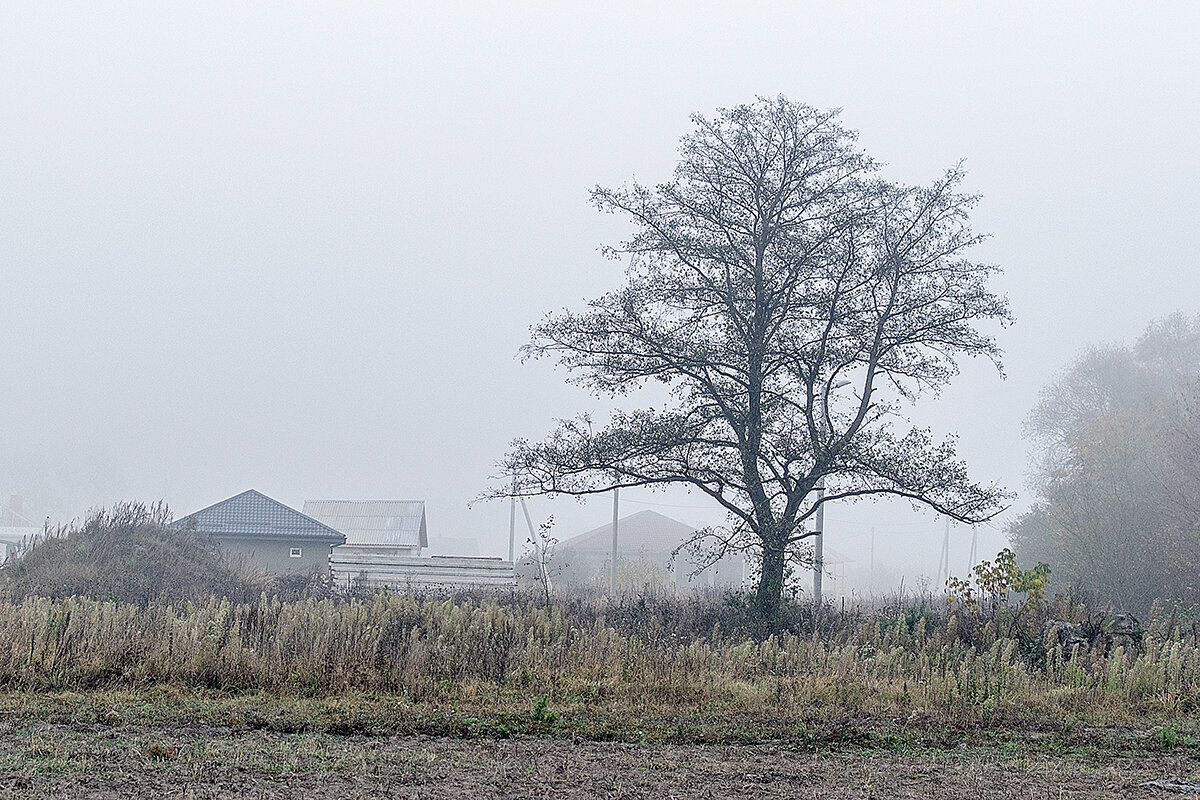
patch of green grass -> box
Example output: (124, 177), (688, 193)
(0, 684), (1196, 779)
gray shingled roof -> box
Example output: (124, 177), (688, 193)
(302, 500), (428, 549)
(174, 489), (346, 543)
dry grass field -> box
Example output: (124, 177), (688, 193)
(0, 590), (1197, 797)
(1, 591), (1198, 725)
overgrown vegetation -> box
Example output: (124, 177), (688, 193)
(0, 503), (258, 605)
(0, 502), (332, 606)
(0, 589), (1196, 733)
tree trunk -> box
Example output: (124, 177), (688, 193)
(755, 537), (786, 619)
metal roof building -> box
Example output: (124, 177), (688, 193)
(174, 489), (346, 576)
(0, 497), (38, 561)
(0, 527), (37, 561)
(305, 499), (512, 589)
(303, 500), (428, 555)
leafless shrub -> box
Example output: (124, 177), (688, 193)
(0, 502), (258, 605)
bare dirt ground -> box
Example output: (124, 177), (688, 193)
(1, 722), (1198, 800)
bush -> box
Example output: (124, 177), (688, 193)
(0, 502), (258, 605)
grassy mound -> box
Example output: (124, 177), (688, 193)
(0, 502), (256, 604)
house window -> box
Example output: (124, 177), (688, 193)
(289, 547), (303, 558)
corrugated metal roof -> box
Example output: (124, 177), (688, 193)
(302, 500), (428, 549)
(174, 489), (346, 543)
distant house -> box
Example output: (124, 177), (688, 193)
(0, 495), (39, 561)
(173, 489), (346, 576)
(306, 499), (513, 589)
(0, 528), (35, 561)
(302, 500), (428, 555)
(553, 510), (747, 590)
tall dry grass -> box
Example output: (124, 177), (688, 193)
(0, 591), (1197, 726)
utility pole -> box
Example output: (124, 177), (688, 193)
(508, 476), (516, 567)
(610, 482), (619, 595)
(519, 497), (552, 593)
(936, 517), (951, 587)
(813, 379), (849, 606)
(968, 526), (978, 572)
(813, 478), (826, 605)
(869, 525), (876, 590)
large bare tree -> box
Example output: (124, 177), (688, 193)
(499, 97), (1010, 618)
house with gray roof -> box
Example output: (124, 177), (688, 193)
(174, 489), (345, 576)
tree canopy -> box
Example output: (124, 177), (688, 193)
(499, 96), (1010, 617)
(1011, 313), (1200, 612)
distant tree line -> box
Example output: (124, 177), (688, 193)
(1011, 313), (1200, 612)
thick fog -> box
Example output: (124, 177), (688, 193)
(2, 3), (1198, 589)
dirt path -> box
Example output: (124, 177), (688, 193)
(1, 724), (1197, 799)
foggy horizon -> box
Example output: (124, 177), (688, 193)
(4, 3), (1199, 589)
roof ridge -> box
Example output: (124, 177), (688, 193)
(174, 488), (268, 525)
(174, 489), (346, 542)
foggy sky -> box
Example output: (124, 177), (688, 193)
(3, 2), (1198, 585)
